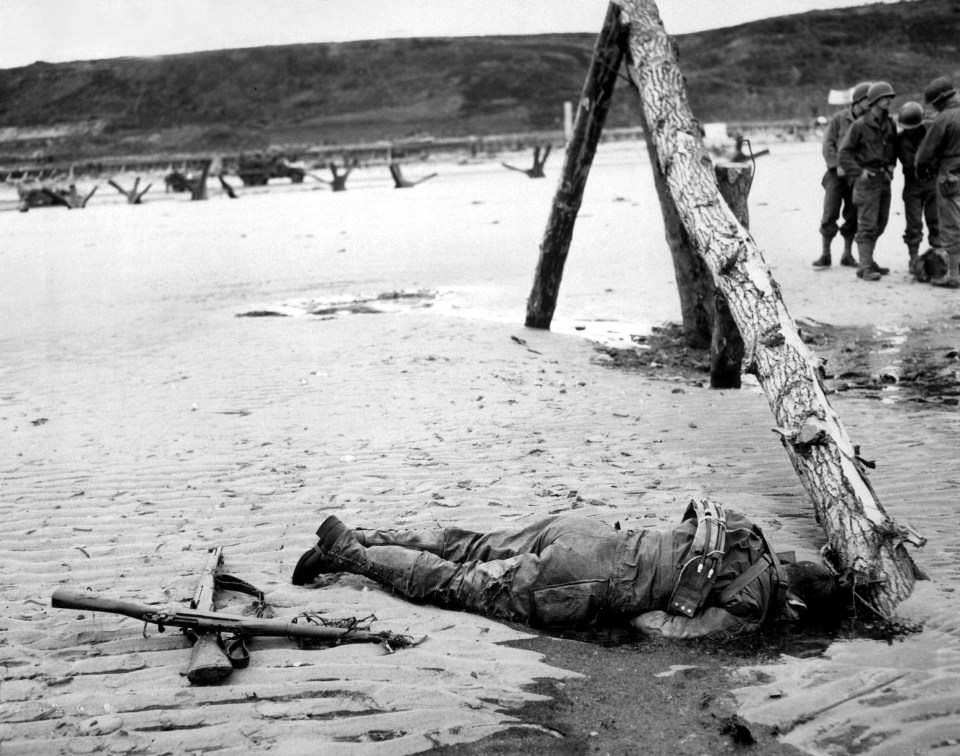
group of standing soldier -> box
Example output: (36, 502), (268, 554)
(815, 76), (960, 289)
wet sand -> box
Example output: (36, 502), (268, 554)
(2, 141), (959, 754)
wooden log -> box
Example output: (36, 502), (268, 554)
(525, 1), (624, 329)
(617, 0), (925, 617)
(710, 163), (750, 388)
(635, 100), (713, 348)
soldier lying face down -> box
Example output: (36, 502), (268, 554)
(291, 501), (847, 639)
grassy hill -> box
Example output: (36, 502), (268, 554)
(1, 0), (959, 159)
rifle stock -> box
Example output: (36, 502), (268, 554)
(187, 546), (234, 685)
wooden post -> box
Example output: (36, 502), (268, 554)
(710, 163), (750, 388)
(617, 0), (925, 616)
(525, 1), (624, 329)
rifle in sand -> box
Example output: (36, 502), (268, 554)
(52, 587), (421, 662)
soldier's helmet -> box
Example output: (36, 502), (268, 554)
(866, 81), (896, 106)
(851, 81), (872, 104)
(924, 77), (957, 105)
(898, 101), (925, 129)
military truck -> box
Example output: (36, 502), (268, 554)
(236, 153), (306, 186)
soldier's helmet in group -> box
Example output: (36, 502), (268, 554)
(851, 81), (872, 105)
(898, 101), (924, 129)
(924, 77), (957, 106)
(866, 81), (896, 107)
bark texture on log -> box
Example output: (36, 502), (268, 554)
(526, 1), (624, 329)
(711, 164), (750, 388)
(636, 102), (712, 348)
(617, 0), (924, 617)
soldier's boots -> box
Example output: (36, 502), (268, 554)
(908, 245), (920, 277)
(856, 241), (882, 281)
(839, 236), (858, 267)
(813, 236), (832, 268)
(931, 252), (960, 289)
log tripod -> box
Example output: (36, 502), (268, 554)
(525, 0), (924, 617)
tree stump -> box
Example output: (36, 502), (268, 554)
(525, 1), (623, 329)
(617, 0), (924, 616)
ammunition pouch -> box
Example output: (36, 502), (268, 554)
(668, 500), (727, 618)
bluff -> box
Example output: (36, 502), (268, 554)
(0, 0), (958, 158)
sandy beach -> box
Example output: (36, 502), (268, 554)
(2, 140), (960, 755)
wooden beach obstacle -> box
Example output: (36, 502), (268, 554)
(108, 177), (152, 204)
(17, 182), (98, 212)
(389, 162), (438, 189)
(502, 145), (552, 178)
(525, 0), (925, 618)
(217, 174), (238, 199)
(312, 162), (355, 191)
(164, 160), (211, 200)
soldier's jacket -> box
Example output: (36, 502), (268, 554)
(916, 99), (960, 176)
(822, 107), (857, 169)
(838, 109), (897, 179)
(896, 124), (935, 185)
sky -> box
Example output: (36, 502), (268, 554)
(0, 0), (911, 70)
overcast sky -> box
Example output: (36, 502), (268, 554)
(0, 0), (911, 70)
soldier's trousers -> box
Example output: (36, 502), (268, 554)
(853, 172), (891, 243)
(819, 168), (857, 240)
(902, 180), (941, 249)
(355, 516), (619, 627)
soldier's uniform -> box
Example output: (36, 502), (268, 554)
(838, 81), (898, 280)
(293, 503), (800, 640)
(895, 106), (941, 277)
(916, 78), (960, 288)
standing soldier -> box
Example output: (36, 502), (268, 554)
(838, 81), (898, 281)
(895, 101), (941, 280)
(814, 81), (871, 269)
(916, 77), (960, 288)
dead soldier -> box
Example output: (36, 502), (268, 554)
(292, 501), (846, 639)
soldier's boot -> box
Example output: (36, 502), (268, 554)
(812, 235), (832, 268)
(871, 258), (891, 275)
(856, 241), (882, 281)
(908, 245), (920, 277)
(839, 236), (858, 267)
(931, 251), (960, 289)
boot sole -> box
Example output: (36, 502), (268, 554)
(291, 516), (351, 585)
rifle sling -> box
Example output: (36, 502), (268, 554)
(212, 573), (265, 669)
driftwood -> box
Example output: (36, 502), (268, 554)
(617, 0), (925, 616)
(503, 145), (552, 178)
(389, 162), (437, 189)
(109, 177), (152, 204)
(525, 1), (623, 329)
